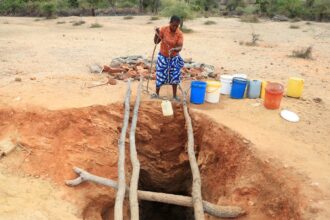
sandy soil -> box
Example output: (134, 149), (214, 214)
(0, 16), (329, 219)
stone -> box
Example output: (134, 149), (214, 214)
(108, 78), (117, 85)
(184, 57), (193, 63)
(272, 15), (289, 22)
(110, 60), (121, 68)
(15, 77), (22, 82)
(89, 64), (102, 73)
(30, 77), (36, 80)
(208, 72), (217, 78)
(313, 97), (322, 103)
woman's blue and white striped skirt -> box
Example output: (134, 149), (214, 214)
(156, 53), (184, 88)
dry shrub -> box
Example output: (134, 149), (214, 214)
(291, 47), (312, 59)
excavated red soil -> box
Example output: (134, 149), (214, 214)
(0, 102), (305, 219)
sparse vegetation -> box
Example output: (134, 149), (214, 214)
(240, 14), (259, 23)
(240, 33), (260, 46)
(180, 26), (193, 33)
(57, 21), (66, 24)
(72, 20), (86, 26)
(123, 16), (134, 20)
(90, 23), (103, 28)
(204, 20), (216, 25)
(150, 16), (160, 20)
(290, 25), (300, 29)
(0, 0), (328, 21)
(146, 21), (153, 24)
(291, 46), (313, 59)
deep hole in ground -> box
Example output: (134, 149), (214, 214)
(0, 102), (304, 220)
(136, 105), (194, 220)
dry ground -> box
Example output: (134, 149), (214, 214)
(0, 16), (329, 219)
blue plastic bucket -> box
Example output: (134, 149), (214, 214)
(248, 80), (262, 99)
(190, 81), (207, 104)
(230, 77), (248, 99)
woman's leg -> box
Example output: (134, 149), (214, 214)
(172, 84), (177, 98)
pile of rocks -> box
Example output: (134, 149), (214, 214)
(90, 55), (218, 81)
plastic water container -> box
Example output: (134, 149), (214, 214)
(220, 75), (233, 95)
(248, 80), (262, 99)
(230, 77), (248, 99)
(264, 82), (284, 109)
(233, 73), (247, 79)
(287, 77), (304, 98)
(190, 81), (207, 104)
(161, 100), (173, 116)
(205, 81), (221, 103)
(261, 81), (268, 99)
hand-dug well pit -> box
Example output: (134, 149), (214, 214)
(0, 102), (303, 219)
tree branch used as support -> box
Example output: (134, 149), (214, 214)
(179, 84), (205, 220)
(65, 167), (245, 219)
(114, 80), (131, 220)
(129, 76), (143, 220)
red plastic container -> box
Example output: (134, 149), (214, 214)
(264, 83), (284, 109)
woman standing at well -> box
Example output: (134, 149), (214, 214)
(152, 15), (184, 101)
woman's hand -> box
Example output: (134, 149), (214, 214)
(154, 27), (161, 44)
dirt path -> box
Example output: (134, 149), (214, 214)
(0, 16), (329, 219)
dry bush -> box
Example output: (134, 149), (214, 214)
(240, 14), (259, 23)
(204, 20), (216, 25)
(290, 25), (300, 29)
(239, 33), (260, 46)
(123, 16), (134, 20)
(150, 16), (160, 20)
(90, 23), (103, 28)
(181, 26), (194, 33)
(72, 20), (85, 26)
(291, 47), (312, 59)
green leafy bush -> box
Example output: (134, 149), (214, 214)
(42, 2), (56, 18)
(160, 0), (194, 27)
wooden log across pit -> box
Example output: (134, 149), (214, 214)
(65, 167), (245, 219)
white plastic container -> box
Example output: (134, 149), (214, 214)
(206, 81), (221, 103)
(161, 100), (173, 116)
(220, 75), (233, 95)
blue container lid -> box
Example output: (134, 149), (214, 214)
(191, 81), (207, 88)
(233, 77), (247, 84)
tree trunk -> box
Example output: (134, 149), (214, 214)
(139, 0), (143, 13)
(180, 19), (184, 29)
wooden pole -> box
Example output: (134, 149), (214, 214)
(66, 167), (245, 218)
(179, 84), (205, 220)
(146, 44), (157, 93)
(129, 76), (143, 219)
(114, 80), (131, 220)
